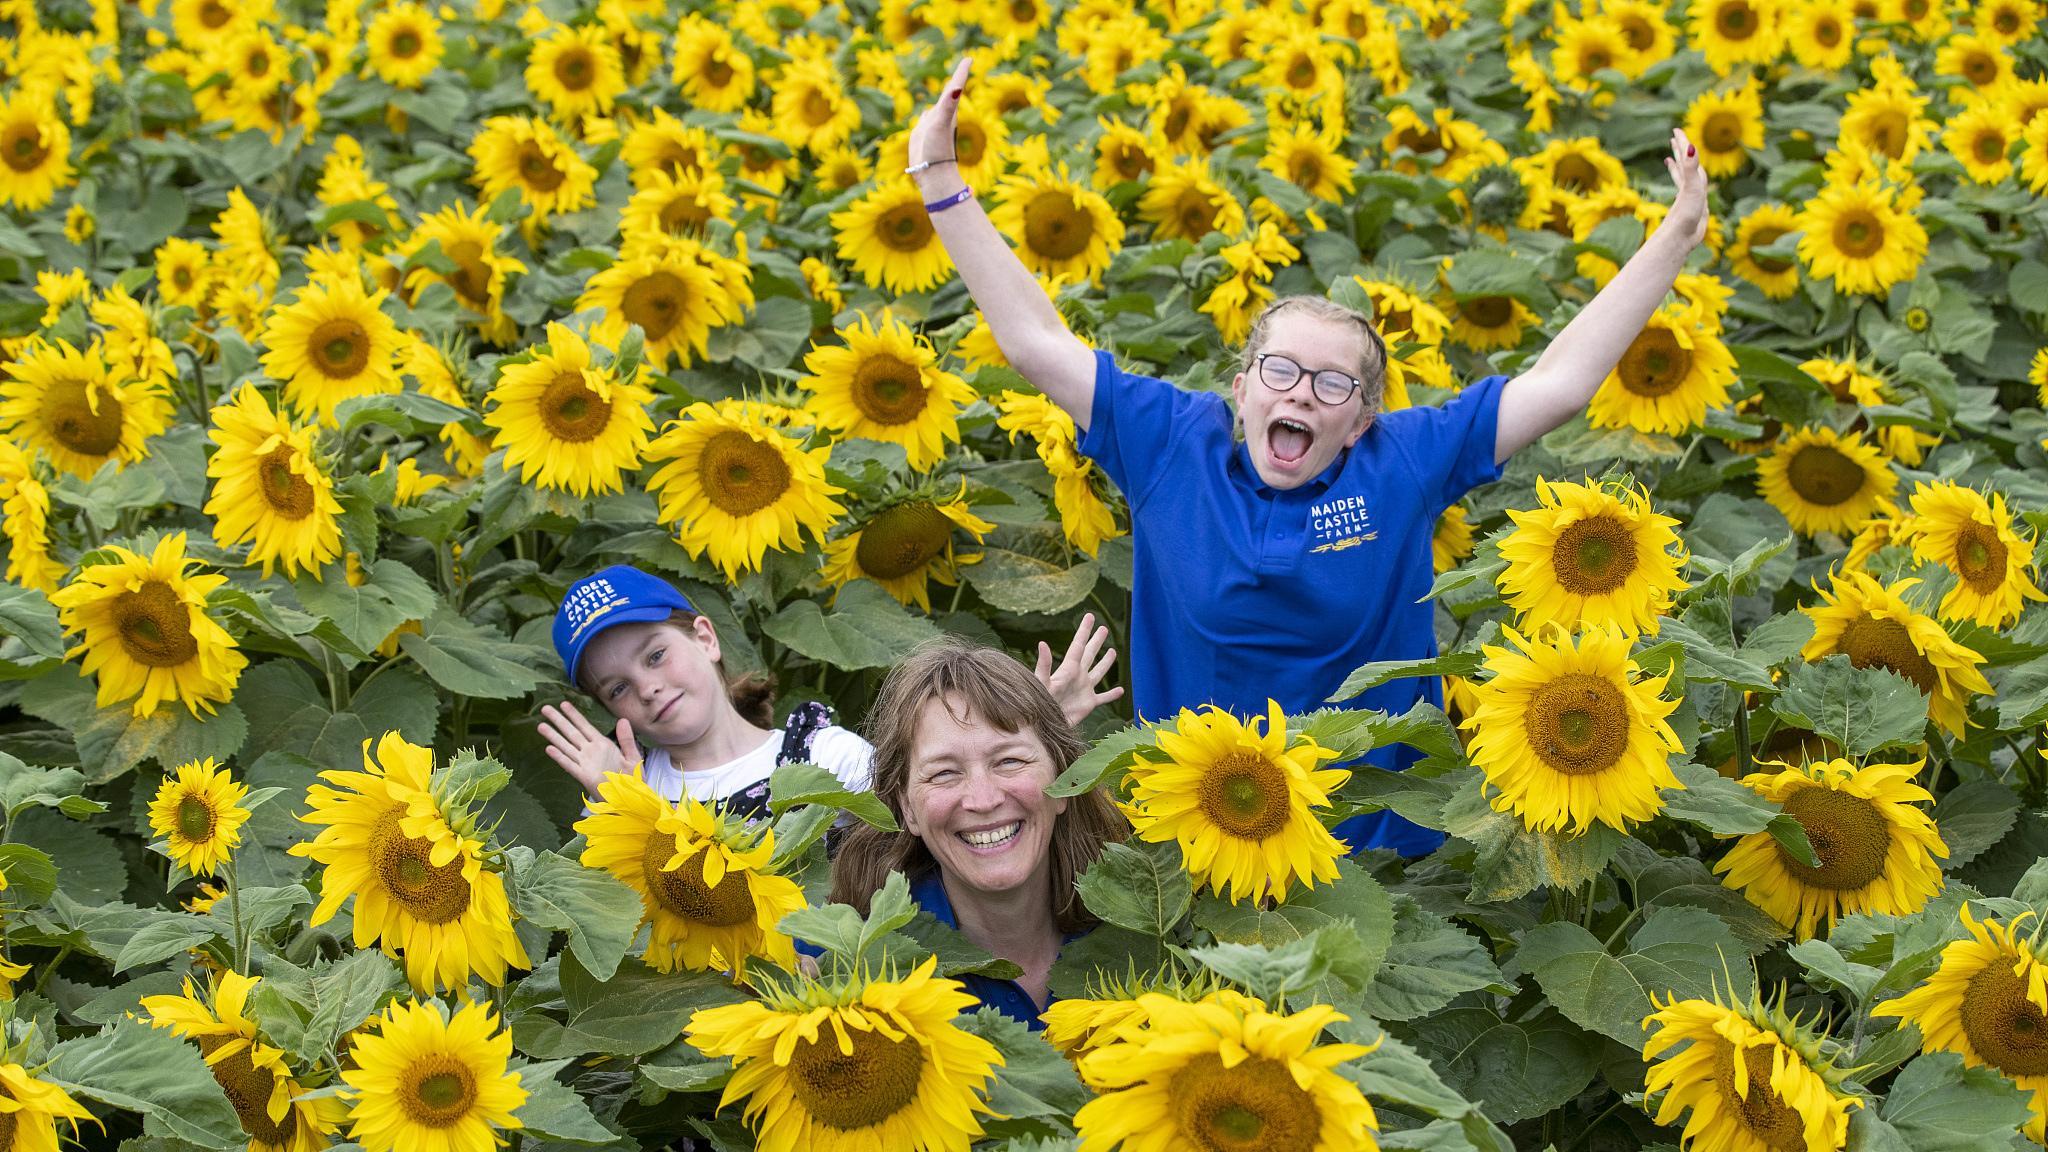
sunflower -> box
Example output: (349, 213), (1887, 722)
(1093, 117), (1160, 190)
(989, 167), (1125, 285)
(258, 275), (403, 427)
(1757, 425), (1897, 537)
(0, 1064), (95, 1152)
(1936, 33), (2012, 89)
(1433, 503), (1475, 573)
(1463, 624), (1682, 835)
(800, 312), (976, 472)
(213, 188), (281, 301)
(645, 403), (844, 581)
(1497, 477), (1688, 636)
(1715, 758), (1946, 940)
(1840, 84), (1936, 164)
(146, 758), (250, 877)
(575, 773), (806, 976)
(484, 322), (655, 498)
(50, 533), (245, 718)
(577, 245), (752, 371)
(1074, 989), (1377, 1152)
(1122, 700), (1349, 904)
(1584, 310), (1734, 435)
(619, 168), (736, 254)
(820, 496), (993, 611)
(1685, 78), (1764, 177)
(620, 107), (717, 185)
(671, 14), (755, 114)
(1043, 995), (1155, 1058)
(204, 385), (344, 580)
(0, 442), (58, 593)
(1874, 906), (2048, 1140)
(342, 998), (527, 1152)
(685, 956), (1000, 1152)
(291, 731), (532, 992)
(154, 236), (215, 311)
(1443, 289), (1537, 352)
(2027, 115), (2048, 195)
(1894, 481), (2045, 628)
(994, 391), (1125, 556)
(364, 2), (441, 88)
(769, 56), (859, 152)
(1136, 159), (1247, 243)
(1800, 570), (1992, 737)
(1943, 102), (2017, 185)
(1259, 122), (1356, 205)
(526, 23), (625, 121)
(1785, 0), (1855, 69)
(1728, 203), (1802, 298)
(831, 179), (953, 295)
(0, 90), (75, 211)
(468, 115), (597, 224)
(1690, 0), (1783, 73)
(397, 201), (527, 345)
(142, 971), (349, 1152)
(0, 339), (171, 480)
(1642, 987), (1860, 1150)
(1550, 15), (1638, 91)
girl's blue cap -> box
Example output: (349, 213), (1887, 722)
(552, 565), (695, 683)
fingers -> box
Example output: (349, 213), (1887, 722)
(615, 718), (641, 773)
(947, 56), (972, 97)
(1035, 640), (1054, 680)
(1095, 685), (1126, 705)
(560, 700), (605, 742)
(1085, 646), (1118, 683)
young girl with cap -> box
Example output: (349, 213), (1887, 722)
(904, 58), (1711, 854)
(539, 564), (1122, 816)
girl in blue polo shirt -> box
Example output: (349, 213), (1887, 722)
(903, 58), (1711, 853)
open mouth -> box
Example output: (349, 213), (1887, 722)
(1268, 417), (1314, 467)
(959, 822), (1021, 851)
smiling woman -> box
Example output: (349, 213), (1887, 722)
(831, 638), (1128, 1027)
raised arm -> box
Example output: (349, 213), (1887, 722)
(1493, 128), (1711, 463)
(909, 59), (1099, 428)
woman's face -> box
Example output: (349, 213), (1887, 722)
(579, 616), (727, 745)
(900, 694), (1069, 904)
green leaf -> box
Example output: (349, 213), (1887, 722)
(763, 581), (945, 670)
(334, 390), (477, 435)
(1994, 658), (2048, 730)
(293, 558), (438, 656)
(1405, 1006), (1601, 1126)
(510, 848), (643, 982)
(963, 549), (1099, 615)
(1338, 1026), (1512, 1152)
(778, 870), (918, 965)
(398, 606), (550, 700)
(1184, 931), (1338, 1004)
(1880, 1052), (2034, 1150)
(1441, 776), (1623, 901)
(1774, 656), (1929, 755)
(0, 583), (64, 660)
(767, 761), (898, 831)
(0, 844), (57, 906)
(1654, 618), (1777, 691)
(47, 1020), (247, 1150)
(1787, 938), (1883, 1002)
(514, 953), (746, 1060)
(1048, 724), (1154, 798)
(17, 672), (247, 783)
(1662, 761), (1780, 836)
(1361, 900), (1503, 1022)
(1443, 246), (1557, 311)
(960, 1008), (1091, 1140)
(1515, 907), (1756, 1050)
(1328, 652), (1485, 703)
(0, 761), (95, 820)
(205, 884), (309, 945)
(113, 912), (221, 973)
(515, 1058), (620, 1144)
(1076, 840), (1193, 937)
(1933, 780), (2021, 869)
(249, 949), (403, 1067)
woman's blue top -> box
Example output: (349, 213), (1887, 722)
(910, 871), (1059, 1031)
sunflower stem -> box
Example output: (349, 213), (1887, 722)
(225, 852), (248, 976)
(30, 946), (68, 997)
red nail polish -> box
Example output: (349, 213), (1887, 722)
(949, 89), (962, 100)
(1687, 144), (1696, 157)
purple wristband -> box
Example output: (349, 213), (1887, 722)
(924, 187), (974, 214)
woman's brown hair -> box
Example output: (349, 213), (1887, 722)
(576, 609), (775, 728)
(830, 637), (1128, 935)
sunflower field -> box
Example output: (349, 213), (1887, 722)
(2, 0), (2048, 1146)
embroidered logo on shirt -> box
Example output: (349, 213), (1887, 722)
(1308, 496), (1376, 554)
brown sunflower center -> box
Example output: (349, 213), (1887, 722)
(621, 270), (687, 340)
(785, 1025), (925, 1131)
(115, 580), (199, 668)
(1111, 142), (1154, 181)
(1961, 957), (2048, 1076)
(1784, 443), (1868, 507)
(259, 444), (316, 519)
(703, 55), (734, 87)
(854, 502), (951, 580)
(1972, 129), (2008, 165)
(1716, 0), (1758, 38)
(1286, 55), (1318, 89)
(1994, 5), (2020, 31)
(1462, 296), (1515, 328)
(1617, 326), (1693, 397)
(1288, 152), (1325, 188)
(1551, 513), (1641, 595)
(641, 839), (758, 926)
(802, 89), (835, 127)
(368, 808), (473, 924)
(1902, 0), (1929, 18)
(308, 318), (371, 380)
(1526, 673), (1630, 776)
(538, 370), (613, 443)
(554, 47), (594, 90)
(177, 795), (218, 843)
(1747, 226), (1793, 272)
(172, 265), (196, 290)
(1702, 110), (1744, 153)
(401, 1057), (479, 1127)
(1162, 101), (1193, 144)
(1196, 750), (1292, 842)
(1023, 190), (1094, 261)
(876, 202), (936, 253)
(655, 141), (705, 178)
(1834, 615), (1939, 693)
(1167, 1052), (1320, 1152)
(1578, 45), (1613, 73)
(1552, 154), (1603, 193)
(1773, 785), (1891, 890)
(1953, 522), (2010, 592)
(0, 1108), (14, 1151)
(197, 1036), (298, 1145)
(1396, 126), (1444, 156)
(848, 353), (929, 426)
(390, 29), (421, 57)
(1961, 50), (1999, 85)
(1712, 1040), (1807, 1152)
(444, 239), (493, 304)
(1859, 113), (1908, 160)
(46, 375), (126, 456)
(1618, 13), (1656, 48)
(198, 0), (230, 26)
(245, 48), (271, 77)
(516, 142), (568, 193)
(698, 429), (791, 517)
(1174, 186), (1221, 237)
(1814, 13), (1843, 44)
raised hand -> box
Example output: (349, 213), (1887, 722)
(538, 701), (642, 797)
(1663, 127), (1710, 248)
(906, 57), (972, 191)
(1035, 612), (1124, 727)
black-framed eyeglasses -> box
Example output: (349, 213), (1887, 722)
(1255, 353), (1363, 406)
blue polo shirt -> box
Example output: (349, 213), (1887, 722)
(910, 870), (1058, 1030)
(1077, 350), (1507, 855)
